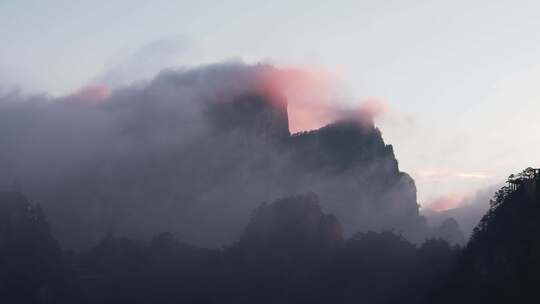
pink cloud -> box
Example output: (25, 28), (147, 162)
(424, 193), (466, 211)
(254, 66), (391, 133)
(414, 167), (491, 181)
(73, 85), (111, 103)
(256, 66), (346, 133)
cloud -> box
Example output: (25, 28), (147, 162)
(257, 66), (391, 133)
(454, 172), (490, 179)
(72, 85), (112, 103)
(414, 168), (491, 181)
(257, 66), (347, 132)
(422, 184), (502, 238)
(93, 36), (194, 87)
(424, 193), (465, 211)
(0, 61), (427, 249)
(358, 98), (389, 119)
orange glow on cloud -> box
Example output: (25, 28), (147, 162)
(455, 172), (490, 179)
(425, 193), (466, 211)
(256, 66), (389, 133)
(70, 66), (388, 134)
(358, 98), (389, 120)
(355, 98), (389, 129)
(74, 85), (112, 103)
(257, 66), (344, 133)
(414, 168), (490, 181)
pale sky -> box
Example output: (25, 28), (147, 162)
(2, 0), (540, 206)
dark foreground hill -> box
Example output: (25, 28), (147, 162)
(1, 169), (538, 303)
(0, 191), (460, 304)
(427, 168), (540, 303)
(0, 192), (71, 303)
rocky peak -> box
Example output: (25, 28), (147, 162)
(287, 119), (397, 173)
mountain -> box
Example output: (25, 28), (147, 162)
(0, 64), (463, 248)
(428, 168), (540, 303)
(422, 203), (489, 239)
(236, 192), (344, 259)
(205, 92), (290, 141)
(284, 120), (426, 241)
(422, 185), (499, 239)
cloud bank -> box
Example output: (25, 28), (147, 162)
(0, 61), (452, 248)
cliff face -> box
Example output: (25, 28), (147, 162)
(205, 92), (290, 141)
(288, 121), (397, 170)
(196, 93), (452, 244)
(282, 121), (422, 240)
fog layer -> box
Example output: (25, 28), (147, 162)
(0, 62), (462, 248)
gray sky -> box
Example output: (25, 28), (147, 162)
(2, 0), (539, 207)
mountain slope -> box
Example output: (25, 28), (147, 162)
(429, 168), (540, 303)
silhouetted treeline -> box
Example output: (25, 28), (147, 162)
(428, 168), (540, 304)
(6, 169), (540, 304)
(0, 192), (73, 303)
(1, 192), (461, 304)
